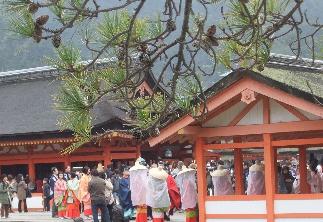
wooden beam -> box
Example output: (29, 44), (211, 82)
(70, 155), (103, 162)
(148, 115), (194, 147)
(272, 138), (323, 147)
(203, 141), (264, 150)
(110, 153), (137, 160)
(179, 120), (323, 137)
(276, 101), (309, 121)
(263, 96), (270, 124)
(228, 98), (259, 126)
(110, 147), (137, 152)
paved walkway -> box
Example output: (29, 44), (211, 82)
(2, 212), (184, 222)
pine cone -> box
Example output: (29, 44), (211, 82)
(137, 43), (147, 52)
(150, 128), (160, 137)
(207, 25), (216, 37)
(166, 20), (176, 32)
(52, 35), (61, 48)
(36, 15), (49, 26)
(32, 25), (42, 43)
(256, 64), (264, 72)
(28, 3), (39, 14)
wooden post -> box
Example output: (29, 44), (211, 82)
(64, 155), (71, 168)
(195, 137), (206, 222)
(234, 148), (244, 194)
(136, 145), (141, 158)
(263, 133), (275, 222)
(273, 147), (277, 193)
(299, 147), (309, 193)
(103, 145), (112, 167)
(28, 160), (35, 181)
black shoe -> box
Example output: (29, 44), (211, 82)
(164, 215), (170, 221)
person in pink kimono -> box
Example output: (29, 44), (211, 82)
(247, 161), (265, 195)
(54, 172), (67, 219)
(176, 163), (198, 222)
(211, 165), (233, 195)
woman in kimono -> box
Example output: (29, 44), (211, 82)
(78, 166), (92, 218)
(176, 164), (198, 222)
(129, 157), (148, 222)
(147, 163), (170, 222)
(307, 162), (322, 193)
(65, 172), (80, 219)
(54, 172), (67, 218)
(247, 161), (265, 195)
(211, 165), (234, 196)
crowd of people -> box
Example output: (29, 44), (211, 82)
(0, 159), (199, 222)
(1, 154), (323, 221)
(205, 154), (323, 196)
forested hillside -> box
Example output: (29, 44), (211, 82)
(0, 0), (322, 72)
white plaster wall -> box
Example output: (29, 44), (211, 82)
(237, 100), (263, 125)
(11, 196), (43, 209)
(276, 219), (323, 222)
(205, 200), (266, 214)
(297, 108), (322, 120)
(207, 219), (266, 222)
(203, 102), (246, 127)
(270, 100), (299, 123)
(275, 199), (323, 214)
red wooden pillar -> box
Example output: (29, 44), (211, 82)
(263, 133), (275, 222)
(195, 137), (206, 222)
(28, 160), (35, 181)
(136, 145), (141, 159)
(299, 147), (309, 193)
(64, 155), (71, 168)
(234, 148), (244, 194)
(273, 148), (278, 193)
(103, 145), (112, 167)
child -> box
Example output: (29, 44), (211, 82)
(42, 178), (51, 212)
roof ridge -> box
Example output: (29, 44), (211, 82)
(0, 57), (115, 84)
(268, 53), (323, 72)
(0, 54), (322, 84)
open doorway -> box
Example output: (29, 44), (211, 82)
(0, 164), (28, 177)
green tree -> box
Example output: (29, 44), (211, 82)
(2, 0), (322, 153)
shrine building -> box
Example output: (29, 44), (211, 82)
(0, 54), (323, 219)
(148, 54), (323, 222)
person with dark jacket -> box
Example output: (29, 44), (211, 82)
(88, 169), (111, 222)
(42, 178), (51, 212)
(282, 166), (295, 194)
(49, 167), (58, 217)
(64, 166), (71, 181)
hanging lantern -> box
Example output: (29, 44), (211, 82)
(164, 148), (173, 158)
